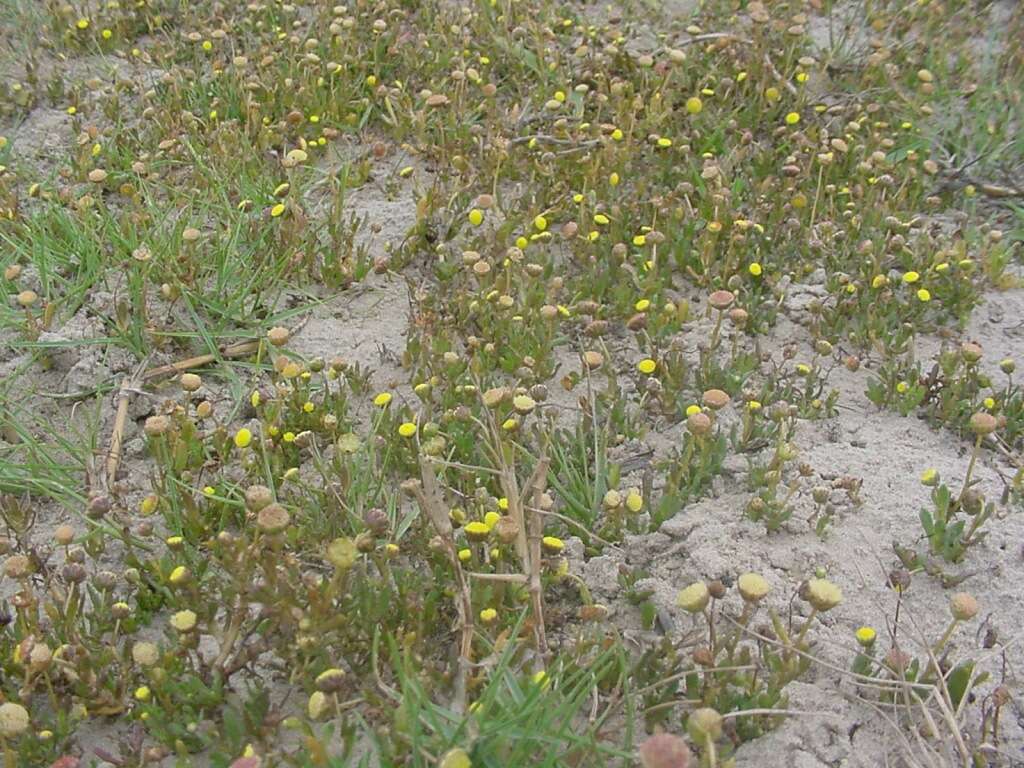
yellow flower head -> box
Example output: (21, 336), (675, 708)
(685, 96), (703, 115)
(398, 422), (417, 438)
(373, 392), (393, 407)
(917, 289), (931, 302)
(855, 626), (876, 646)
(785, 112), (801, 125)
(902, 271), (920, 284)
(748, 262), (763, 277)
(685, 404), (701, 417)
(637, 358), (657, 375)
(234, 428), (253, 449)
(468, 209), (484, 226)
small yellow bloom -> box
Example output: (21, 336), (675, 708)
(169, 566), (189, 585)
(458, 548), (472, 563)
(102, 29), (112, 40)
(657, 137), (672, 148)
(468, 209), (484, 226)
(902, 271), (920, 284)
(593, 213), (610, 225)
(855, 626), (876, 646)
(541, 536), (564, 553)
(483, 511), (501, 529)
(373, 392), (393, 407)
(748, 262), (763, 277)
(872, 275), (887, 289)
(534, 214), (548, 232)
(234, 428), (252, 449)
(76, 18), (90, 30)
(480, 608), (498, 624)
(633, 234), (646, 246)
(685, 404), (701, 417)
(498, 497), (509, 511)
(983, 397), (996, 410)
(203, 486), (216, 496)
(270, 203), (286, 218)
(283, 432), (296, 443)
(747, 400), (762, 412)
(635, 299), (651, 312)
(609, 172), (620, 186)
(303, 401), (315, 413)
(134, 686), (151, 702)
(765, 86), (780, 101)
(896, 381), (909, 394)
(917, 288), (931, 302)
(785, 112), (801, 125)
(611, 128), (624, 141)
(398, 422), (417, 438)
(920, 468), (938, 486)
(637, 358), (657, 375)
(685, 96), (702, 115)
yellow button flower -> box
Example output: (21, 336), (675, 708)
(234, 428), (252, 449)
(398, 422), (417, 438)
(637, 359), (657, 375)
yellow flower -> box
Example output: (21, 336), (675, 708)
(102, 29), (112, 40)
(685, 96), (703, 115)
(483, 511), (501, 529)
(637, 358), (657, 375)
(270, 203), (286, 217)
(872, 275), (887, 289)
(458, 548), (472, 563)
(611, 128), (624, 141)
(202, 40), (213, 51)
(76, 18), (90, 30)
(251, 390), (261, 408)
(609, 172), (620, 186)
(625, 489), (643, 513)
(917, 288), (931, 302)
(283, 432), (296, 443)
(855, 626), (876, 647)
(234, 428), (252, 449)
(657, 137), (672, 148)
(902, 271), (919, 284)
(785, 112), (801, 125)
(765, 86), (780, 101)
(480, 608), (498, 624)
(593, 213), (610, 225)
(534, 214), (548, 232)
(168, 566), (189, 585)
(677, 581), (710, 613)
(796, 363), (811, 376)
(633, 234), (647, 246)
(203, 486), (216, 496)
(170, 610), (198, 632)
(541, 536), (564, 554)
(134, 686), (151, 702)
(398, 422), (417, 438)
(748, 262), (763, 277)
(635, 299), (651, 312)
(468, 209), (484, 226)
(983, 397), (996, 410)
(303, 401), (315, 413)
(748, 400), (762, 412)
(464, 521), (490, 541)
(373, 392), (393, 407)
(685, 404), (701, 417)
(921, 468), (938, 486)
(554, 90), (566, 102)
